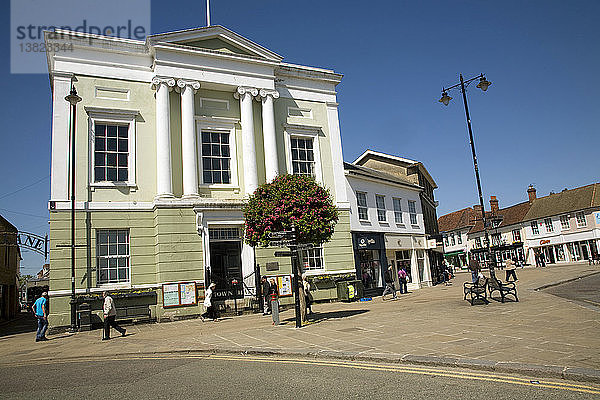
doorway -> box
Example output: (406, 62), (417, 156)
(208, 240), (243, 300)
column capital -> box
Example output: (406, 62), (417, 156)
(234, 86), (258, 99)
(257, 88), (280, 101)
(176, 79), (201, 93)
(151, 76), (176, 91)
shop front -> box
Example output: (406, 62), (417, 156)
(352, 232), (388, 296)
(527, 233), (600, 265)
(384, 233), (430, 289)
(444, 250), (467, 269)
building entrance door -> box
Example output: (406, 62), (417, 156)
(209, 241), (243, 300)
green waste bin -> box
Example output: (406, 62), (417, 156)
(337, 280), (364, 302)
(78, 302), (92, 331)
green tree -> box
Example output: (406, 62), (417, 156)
(243, 174), (339, 247)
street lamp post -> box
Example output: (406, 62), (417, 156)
(439, 73), (497, 280)
(65, 86), (82, 332)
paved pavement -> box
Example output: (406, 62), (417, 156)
(2, 262), (599, 382)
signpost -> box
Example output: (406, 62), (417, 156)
(267, 228), (303, 328)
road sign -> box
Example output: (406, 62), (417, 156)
(274, 251), (295, 257)
(296, 243), (314, 249)
(269, 240), (296, 247)
(268, 230), (297, 239)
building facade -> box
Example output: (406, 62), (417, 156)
(437, 207), (476, 269)
(352, 150), (440, 284)
(345, 161), (431, 294)
(522, 184), (600, 265)
(439, 183), (600, 269)
(0, 215), (21, 321)
(44, 26), (354, 327)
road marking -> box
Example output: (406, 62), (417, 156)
(581, 299), (600, 307)
(4, 353), (600, 395)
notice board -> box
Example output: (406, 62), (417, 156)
(162, 282), (198, 308)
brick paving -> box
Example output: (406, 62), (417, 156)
(2, 263), (599, 374)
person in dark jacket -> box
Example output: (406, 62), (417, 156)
(261, 276), (271, 315)
(382, 265), (397, 300)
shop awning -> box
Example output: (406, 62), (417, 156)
(444, 250), (465, 257)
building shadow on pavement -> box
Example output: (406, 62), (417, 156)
(282, 309), (369, 325)
(0, 313), (37, 338)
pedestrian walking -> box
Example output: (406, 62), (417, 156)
(303, 274), (313, 315)
(505, 258), (518, 282)
(32, 292), (49, 342)
(269, 278), (280, 325)
(102, 291), (126, 340)
(397, 267), (408, 294)
(382, 265), (397, 300)
(201, 282), (218, 321)
(468, 255), (480, 283)
(260, 276), (271, 315)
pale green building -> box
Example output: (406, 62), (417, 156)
(44, 26), (354, 327)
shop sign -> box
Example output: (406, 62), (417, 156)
(540, 239), (550, 245)
(595, 212), (600, 225)
(354, 233), (381, 249)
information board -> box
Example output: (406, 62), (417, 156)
(162, 284), (180, 308)
(179, 282), (197, 305)
(277, 275), (293, 297)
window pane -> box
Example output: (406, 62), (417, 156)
(117, 154), (127, 167)
(107, 153), (117, 166)
(202, 158), (211, 170)
(118, 139), (128, 152)
(95, 124), (106, 136)
(95, 152), (105, 166)
(202, 132), (210, 143)
(212, 158), (221, 170)
(117, 125), (128, 138)
(108, 269), (117, 282)
(203, 171), (212, 183)
(221, 145), (230, 157)
(107, 125), (117, 137)
(117, 168), (128, 182)
(212, 171), (221, 183)
(211, 144), (221, 156)
(107, 138), (117, 151)
(118, 268), (128, 280)
(221, 133), (229, 144)
(95, 137), (105, 151)
(98, 270), (108, 283)
(202, 144), (211, 156)
(94, 167), (105, 181)
(107, 168), (117, 181)
(222, 171), (230, 184)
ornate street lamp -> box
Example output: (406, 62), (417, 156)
(65, 86), (82, 332)
(439, 74), (497, 280)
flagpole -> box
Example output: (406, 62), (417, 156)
(206, 0), (211, 26)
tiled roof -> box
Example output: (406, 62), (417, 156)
(523, 183), (600, 222)
(438, 207), (476, 232)
(470, 201), (532, 233)
(344, 162), (421, 189)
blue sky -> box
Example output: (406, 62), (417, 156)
(1, 0), (599, 275)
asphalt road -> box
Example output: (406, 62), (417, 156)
(543, 272), (600, 311)
(2, 354), (599, 399)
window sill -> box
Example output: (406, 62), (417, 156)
(96, 282), (132, 290)
(379, 221), (389, 225)
(411, 225), (420, 229)
(91, 182), (137, 190)
(395, 223), (406, 228)
(199, 184), (240, 190)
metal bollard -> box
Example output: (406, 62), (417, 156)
(271, 295), (279, 325)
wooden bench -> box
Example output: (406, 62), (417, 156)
(488, 278), (518, 303)
(116, 305), (152, 322)
(463, 278), (489, 306)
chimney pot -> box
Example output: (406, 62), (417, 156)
(527, 185), (537, 203)
(490, 196), (499, 213)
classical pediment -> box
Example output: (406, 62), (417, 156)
(147, 25), (283, 62)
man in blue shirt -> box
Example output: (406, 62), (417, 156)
(32, 292), (49, 342)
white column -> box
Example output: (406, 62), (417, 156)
(258, 89), (279, 182)
(326, 102), (350, 209)
(152, 77), (176, 198)
(50, 72), (74, 202)
(177, 79), (201, 198)
(234, 86), (259, 195)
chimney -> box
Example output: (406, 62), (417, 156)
(489, 196), (499, 213)
(473, 204), (483, 216)
(527, 185), (537, 203)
